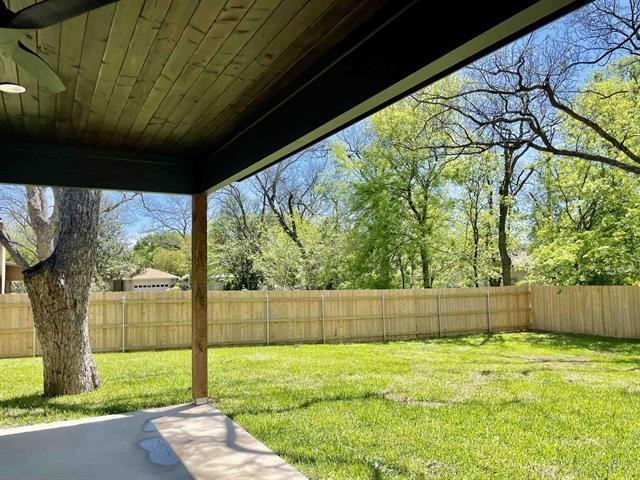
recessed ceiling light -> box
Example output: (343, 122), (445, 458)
(0, 83), (26, 94)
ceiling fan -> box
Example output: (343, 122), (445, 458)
(0, 0), (118, 94)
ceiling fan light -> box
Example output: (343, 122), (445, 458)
(0, 83), (26, 94)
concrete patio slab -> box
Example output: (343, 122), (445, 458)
(0, 404), (306, 480)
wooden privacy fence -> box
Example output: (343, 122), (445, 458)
(530, 285), (640, 338)
(0, 286), (530, 358)
(4, 285), (640, 359)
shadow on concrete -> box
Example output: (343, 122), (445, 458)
(0, 389), (190, 424)
(0, 405), (193, 480)
(0, 403), (306, 480)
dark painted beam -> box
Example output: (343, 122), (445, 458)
(0, 142), (195, 193)
(198, 0), (590, 193)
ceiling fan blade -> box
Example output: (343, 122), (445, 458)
(2, 0), (118, 30)
(13, 41), (64, 93)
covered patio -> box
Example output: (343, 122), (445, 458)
(0, 0), (587, 477)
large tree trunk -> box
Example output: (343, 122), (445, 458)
(497, 201), (512, 286)
(26, 263), (100, 396)
(472, 223), (480, 288)
(486, 183), (501, 287)
(498, 148), (513, 286)
(419, 246), (432, 288)
(24, 189), (102, 397)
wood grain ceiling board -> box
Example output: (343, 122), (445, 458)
(182, 0), (386, 153)
(0, 0), (369, 154)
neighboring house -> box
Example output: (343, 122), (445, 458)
(112, 268), (179, 292)
(0, 246), (24, 294)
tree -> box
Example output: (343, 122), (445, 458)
(152, 247), (190, 277)
(133, 231), (190, 277)
(416, 0), (640, 283)
(134, 231), (185, 265)
(212, 143), (350, 290)
(209, 185), (264, 290)
(527, 58), (640, 284)
(448, 153), (502, 287)
(93, 207), (139, 291)
(137, 194), (192, 238)
(423, 1), (640, 176)
(250, 144), (331, 260)
(416, 72), (536, 286)
(336, 88), (458, 289)
(254, 214), (348, 290)
(0, 186), (138, 285)
(0, 188), (102, 396)
(529, 156), (640, 284)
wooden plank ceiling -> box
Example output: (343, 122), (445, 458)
(0, 0), (381, 156)
(0, 0), (588, 193)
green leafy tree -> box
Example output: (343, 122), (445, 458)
(132, 231), (190, 277)
(336, 85), (458, 288)
(530, 157), (640, 284)
(152, 247), (190, 277)
(529, 59), (640, 284)
(448, 153), (503, 286)
(254, 215), (348, 290)
(133, 231), (184, 267)
(208, 185), (264, 290)
(93, 209), (139, 291)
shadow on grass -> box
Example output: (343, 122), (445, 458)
(283, 449), (414, 480)
(519, 331), (640, 354)
(427, 333), (506, 347)
(224, 388), (532, 420)
(0, 389), (190, 424)
(223, 391), (382, 419)
(243, 393), (529, 479)
(425, 331), (640, 355)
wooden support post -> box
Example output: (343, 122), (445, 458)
(192, 193), (208, 404)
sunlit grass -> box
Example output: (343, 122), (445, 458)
(2, 332), (640, 479)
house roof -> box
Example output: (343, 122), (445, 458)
(0, 0), (587, 194)
(131, 268), (179, 281)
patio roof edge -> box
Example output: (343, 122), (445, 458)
(0, 142), (195, 194)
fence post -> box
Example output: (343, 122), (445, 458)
(32, 324), (36, 357)
(381, 292), (386, 341)
(486, 288), (491, 334)
(527, 284), (533, 331)
(437, 292), (442, 337)
(121, 296), (126, 353)
(265, 293), (270, 346)
(320, 295), (326, 344)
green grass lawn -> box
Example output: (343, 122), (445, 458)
(2, 332), (640, 479)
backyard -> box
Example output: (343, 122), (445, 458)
(1, 332), (639, 479)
